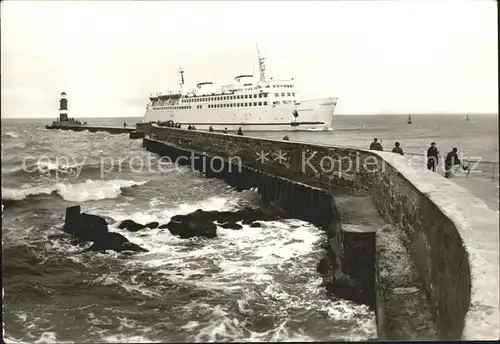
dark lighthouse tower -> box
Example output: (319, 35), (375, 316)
(59, 92), (68, 122)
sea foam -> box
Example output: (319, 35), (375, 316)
(1, 179), (147, 202)
(4, 131), (19, 138)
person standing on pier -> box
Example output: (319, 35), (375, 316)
(237, 127), (243, 135)
(124, 122), (127, 128)
(223, 127), (228, 134)
(392, 142), (404, 155)
(426, 142), (439, 172)
(369, 138), (383, 151)
(209, 125), (214, 132)
(444, 147), (468, 178)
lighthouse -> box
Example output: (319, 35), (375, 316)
(58, 92), (68, 122)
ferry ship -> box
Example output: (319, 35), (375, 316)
(143, 46), (338, 131)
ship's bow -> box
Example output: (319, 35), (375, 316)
(297, 97), (337, 130)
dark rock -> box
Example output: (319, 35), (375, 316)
(316, 258), (329, 274)
(63, 206), (109, 242)
(242, 218), (254, 225)
(86, 232), (149, 253)
(145, 221), (159, 229)
(219, 222), (243, 230)
(62, 206), (147, 254)
(118, 219), (146, 232)
(326, 274), (367, 306)
(165, 214), (217, 239)
(158, 224), (169, 229)
(129, 131), (146, 139)
(163, 207), (284, 239)
(65, 205), (81, 227)
(249, 222), (261, 228)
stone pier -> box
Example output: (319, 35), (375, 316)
(138, 123), (499, 340)
(45, 124), (136, 134)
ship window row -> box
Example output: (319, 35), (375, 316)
(208, 101), (267, 108)
(271, 85), (294, 88)
(274, 92), (295, 97)
(156, 106), (191, 110)
(181, 93), (268, 103)
(273, 100), (293, 105)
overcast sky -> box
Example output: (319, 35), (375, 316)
(1, 0), (498, 118)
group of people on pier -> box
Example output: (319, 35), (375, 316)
(56, 117), (83, 125)
(207, 125), (243, 135)
(369, 138), (468, 178)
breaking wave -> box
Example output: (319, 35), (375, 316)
(2, 179), (147, 203)
(4, 131), (19, 138)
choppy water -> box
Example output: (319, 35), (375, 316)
(1, 119), (376, 343)
(263, 113), (499, 162)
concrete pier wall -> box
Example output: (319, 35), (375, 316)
(46, 124), (136, 134)
(140, 124), (499, 340)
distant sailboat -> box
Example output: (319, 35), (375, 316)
(408, 115), (412, 124)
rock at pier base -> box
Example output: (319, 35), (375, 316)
(129, 131), (146, 139)
(166, 214), (218, 239)
(145, 221), (159, 229)
(86, 232), (148, 253)
(63, 206), (147, 253)
(164, 207), (284, 239)
(219, 222), (243, 230)
(64, 205), (108, 242)
(119, 219), (146, 232)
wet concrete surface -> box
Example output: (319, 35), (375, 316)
(333, 189), (438, 340)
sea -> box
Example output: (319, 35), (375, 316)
(1, 114), (498, 343)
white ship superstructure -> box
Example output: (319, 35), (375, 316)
(143, 46), (338, 131)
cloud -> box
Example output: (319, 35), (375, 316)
(1, 0), (497, 118)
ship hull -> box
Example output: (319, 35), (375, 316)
(142, 97), (336, 131)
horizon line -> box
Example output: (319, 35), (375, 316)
(1, 113), (499, 120)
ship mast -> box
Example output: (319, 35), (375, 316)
(256, 43), (266, 83)
(179, 66), (185, 95)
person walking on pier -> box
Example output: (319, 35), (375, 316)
(369, 138), (383, 151)
(426, 142), (439, 172)
(392, 142), (403, 155)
